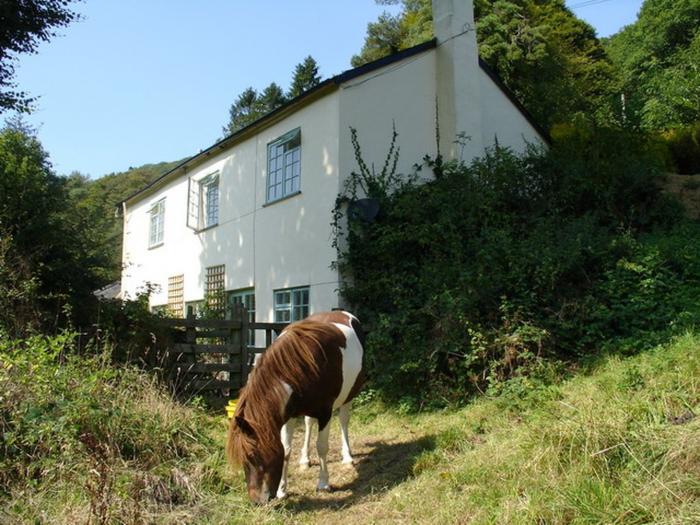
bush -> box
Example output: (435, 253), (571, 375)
(0, 333), (222, 521)
(337, 124), (692, 405)
(662, 122), (700, 174)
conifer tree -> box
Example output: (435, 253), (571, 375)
(288, 56), (321, 99)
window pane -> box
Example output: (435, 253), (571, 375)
(275, 309), (290, 323)
(149, 200), (165, 246)
(267, 131), (302, 201)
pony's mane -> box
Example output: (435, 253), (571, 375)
(226, 320), (343, 467)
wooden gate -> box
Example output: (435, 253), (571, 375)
(159, 305), (287, 403)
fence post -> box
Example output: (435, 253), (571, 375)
(185, 309), (196, 347)
(229, 303), (243, 394)
(240, 305), (249, 387)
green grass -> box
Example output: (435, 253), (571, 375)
(1, 332), (699, 523)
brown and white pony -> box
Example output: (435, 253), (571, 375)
(226, 311), (365, 504)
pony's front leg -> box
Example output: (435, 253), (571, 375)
(299, 416), (313, 468)
(277, 418), (297, 499)
(338, 403), (354, 465)
(316, 417), (332, 492)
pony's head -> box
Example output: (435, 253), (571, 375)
(227, 408), (284, 504)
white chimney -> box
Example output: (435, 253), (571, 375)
(432, 0), (484, 160)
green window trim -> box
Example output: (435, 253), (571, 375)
(266, 128), (301, 203)
(274, 286), (309, 323)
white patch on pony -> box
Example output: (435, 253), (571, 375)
(342, 311), (359, 325)
(331, 322), (363, 409)
(280, 381), (293, 415)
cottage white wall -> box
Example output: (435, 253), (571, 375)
(121, 92), (342, 322)
(478, 69), (545, 151)
(338, 50), (438, 187)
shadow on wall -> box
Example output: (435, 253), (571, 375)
(196, 140), (336, 319)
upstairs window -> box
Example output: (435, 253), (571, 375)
(187, 172), (219, 230)
(274, 286), (309, 323)
(266, 128), (301, 203)
(148, 199), (165, 248)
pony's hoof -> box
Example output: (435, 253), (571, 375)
(276, 490), (288, 500)
(316, 484), (332, 493)
(341, 457), (355, 466)
(299, 460), (310, 469)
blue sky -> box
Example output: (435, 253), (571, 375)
(11, 0), (644, 179)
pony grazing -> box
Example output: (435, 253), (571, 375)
(226, 311), (365, 504)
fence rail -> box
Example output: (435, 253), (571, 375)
(159, 306), (286, 403)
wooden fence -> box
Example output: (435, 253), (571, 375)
(159, 305), (286, 402)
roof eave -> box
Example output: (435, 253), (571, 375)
(120, 40), (440, 209)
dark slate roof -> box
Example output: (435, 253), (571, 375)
(121, 38), (547, 207)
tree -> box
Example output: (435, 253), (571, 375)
(222, 87), (261, 136)
(351, 12), (405, 67)
(352, 0), (617, 128)
(222, 58), (321, 136)
(259, 82), (287, 112)
(288, 56), (321, 99)
(0, 0), (80, 113)
(0, 117), (107, 334)
(475, 0), (616, 127)
(605, 0), (700, 129)
(351, 0), (432, 67)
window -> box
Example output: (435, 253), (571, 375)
(187, 172), (219, 230)
(167, 274), (184, 318)
(227, 288), (255, 345)
(266, 128), (301, 203)
(202, 174), (219, 228)
(205, 264), (226, 312)
(274, 286), (309, 323)
(148, 199), (165, 247)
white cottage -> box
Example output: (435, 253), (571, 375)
(119, 0), (547, 330)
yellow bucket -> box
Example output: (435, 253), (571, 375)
(225, 399), (238, 419)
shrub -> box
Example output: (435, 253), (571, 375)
(0, 333), (221, 521)
(336, 124), (692, 405)
(662, 122), (700, 174)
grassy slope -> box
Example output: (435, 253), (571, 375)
(3, 333), (699, 524)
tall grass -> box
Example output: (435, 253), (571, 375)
(0, 333), (232, 524)
(375, 332), (700, 524)
(1, 331), (698, 523)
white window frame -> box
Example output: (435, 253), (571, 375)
(266, 128), (301, 203)
(148, 198), (165, 248)
(187, 172), (220, 230)
(274, 286), (309, 323)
